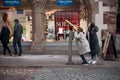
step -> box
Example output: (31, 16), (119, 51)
(0, 41), (78, 55)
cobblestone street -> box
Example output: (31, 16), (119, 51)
(0, 55), (120, 80)
(29, 67), (120, 80)
(0, 67), (37, 80)
(0, 0), (119, 79)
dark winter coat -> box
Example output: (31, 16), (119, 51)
(87, 26), (100, 55)
(0, 26), (10, 44)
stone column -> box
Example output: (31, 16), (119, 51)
(31, 0), (47, 50)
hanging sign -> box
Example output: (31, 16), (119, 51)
(17, 9), (23, 14)
(56, 0), (73, 6)
(3, 0), (21, 6)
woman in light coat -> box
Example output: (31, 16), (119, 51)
(74, 27), (91, 64)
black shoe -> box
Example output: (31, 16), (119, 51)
(9, 54), (12, 56)
(15, 53), (17, 55)
(81, 62), (88, 65)
(18, 54), (21, 56)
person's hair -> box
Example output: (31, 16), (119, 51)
(14, 19), (19, 23)
(2, 13), (8, 22)
(78, 27), (84, 33)
(90, 22), (95, 29)
(90, 22), (95, 26)
(89, 22), (99, 32)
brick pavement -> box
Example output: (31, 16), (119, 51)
(29, 67), (120, 80)
(0, 55), (119, 80)
(0, 65), (119, 80)
(0, 67), (37, 80)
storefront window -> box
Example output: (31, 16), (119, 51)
(0, 10), (32, 42)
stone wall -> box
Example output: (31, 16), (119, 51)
(94, 0), (116, 47)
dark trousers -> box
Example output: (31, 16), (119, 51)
(90, 53), (97, 60)
(80, 55), (87, 63)
(2, 43), (11, 55)
(13, 37), (22, 55)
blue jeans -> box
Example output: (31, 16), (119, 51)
(13, 37), (22, 55)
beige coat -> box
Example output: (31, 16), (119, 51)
(74, 32), (91, 55)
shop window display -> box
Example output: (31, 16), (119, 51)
(0, 10), (32, 42)
(55, 11), (80, 41)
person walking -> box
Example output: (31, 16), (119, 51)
(0, 25), (11, 56)
(86, 23), (100, 64)
(0, 13), (12, 56)
(74, 27), (91, 65)
(13, 19), (23, 56)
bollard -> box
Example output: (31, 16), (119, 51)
(66, 30), (73, 65)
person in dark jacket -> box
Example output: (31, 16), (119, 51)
(0, 26), (11, 56)
(86, 23), (100, 64)
(13, 19), (23, 56)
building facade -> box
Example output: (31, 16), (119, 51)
(0, 0), (117, 51)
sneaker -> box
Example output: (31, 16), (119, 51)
(88, 60), (93, 64)
(92, 60), (97, 64)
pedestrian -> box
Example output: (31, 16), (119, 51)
(74, 27), (91, 65)
(0, 13), (12, 56)
(0, 25), (11, 56)
(13, 19), (23, 56)
(86, 23), (100, 64)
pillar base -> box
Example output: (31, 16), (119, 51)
(66, 62), (74, 65)
(31, 42), (44, 51)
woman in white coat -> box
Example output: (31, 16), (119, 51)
(74, 27), (91, 64)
